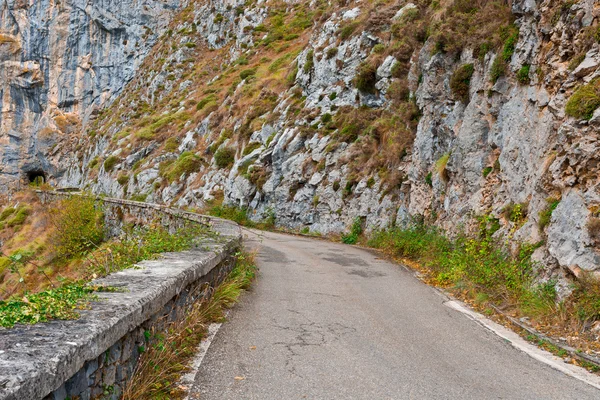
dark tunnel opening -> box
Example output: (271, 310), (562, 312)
(25, 170), (46, 186)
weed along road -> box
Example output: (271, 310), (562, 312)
(189, 230), (600, 399)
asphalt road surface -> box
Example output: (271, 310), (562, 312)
(189, 230), (600, 399)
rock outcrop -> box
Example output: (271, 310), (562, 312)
(0, 0), (183, 191)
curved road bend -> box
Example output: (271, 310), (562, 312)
(189, 230), (600, 399)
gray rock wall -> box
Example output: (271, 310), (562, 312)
(0, 0), (184, 192)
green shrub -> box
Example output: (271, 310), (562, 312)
(450, 63), (474, 103)
(303, 49), (314, 74)
(88, 157), (100, 169)
(500, 24), (519, 62)
(321, 113), (332, 124)
(164, 137), (179, 152)
(214, 147), (235, 169)
(104, 156), (120, 172)
(482, 167), (493, 178)
(516, 64), (530, 84)
(354, 62), (378, 93)
(342, 218), (363, 245)
(368, 221), (536, 300)
(0, 207), (15, 222)
(565, 78), (600, 120)
(538, 198), (560, 230)
(425, 172), (433, 187)
(337, 124), (360, 143)
(117, 174), (129, 185)
(6, 205), (30, 228)
(161, 152), (202, 182)
(49, 196), (104, 259)
(372, 44), (385, 54)
(338, 22), (358, 40)
(197, 94), (218, 110)
(326, 47), (338, 59)
(242, 142), (262, 156)
(568, 53), (586, 71)
(490, 56), (506, 83)
(239, 68), (257, 80)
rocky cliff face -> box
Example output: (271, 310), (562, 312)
(5, 0), (600, 286)
(0, 0), (183, 191)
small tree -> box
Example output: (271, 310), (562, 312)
(49, 196), (104, 259)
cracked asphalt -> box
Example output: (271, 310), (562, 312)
(189, 230), (600, 399)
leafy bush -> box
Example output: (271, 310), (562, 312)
(338, 22), (358, 40)
(0, 283), (96, 328)
(117, 174), (129, 185)
(372, 44), (385, 54)
(49, 196), (104, 259)
(303, 49), (314, 74)
(239, 68), (257, 80)
(490, 56), (507, 83)
(368, 221), (537, 301)
(6, 205), (30, 228)
(104, 155), (120, 172)
(565, 78), (600, 120)
(197, 94), (218, 110)
(500, 25), (519, 62)
(538, 198), (560, 230)
(214, 147), (235, 169)
(450, 63), (474, 103)
(354, 62), (378, 93)
(342, 218), (363, 245)
(161, 152), (202, 182)
(516, 64), (530, 84)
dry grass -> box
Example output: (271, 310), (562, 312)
(122, 252), (256, 400)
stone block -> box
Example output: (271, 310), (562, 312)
(103, 365), (117, 386)
(65, 369), (87, 396)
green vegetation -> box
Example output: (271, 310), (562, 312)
(160, 151), (202, 182)
(425, 172), (433, 187)
(450, 64), (474, 103)
(368, 219), (549, 313)
(0, 195), (212, 328)
(565, 78), (600, 120)
(568, 53), (586, 71)
(206, 204), (274, 229)
(135, 112), (190, 141)
(482, 166), (493, 178)
(490, 56), (507, 83)
(342, 218), (363, 245)
(0, 204), (31, 230)
(122, 252), (256, 400)
(103, 155), (120, 172)
(49, 196), (104, 259)
(214, 147), (235, 169)
(538, 198), (560, 230)
(354, 62), (378, 93)
(372, 43), (385, 54)
(338, 21), (358, 40)
(516, 64), (530, 84)
(326, 47), (338, 59)
(197, 94), (218, 110)
(303, 49), (314, 74)
(0, 283), (97, 328)
(117, 174), (129, 185)
(239, 68), (257, 80)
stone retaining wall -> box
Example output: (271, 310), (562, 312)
(0, 193), (242, 400)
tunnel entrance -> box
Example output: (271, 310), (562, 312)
(26, 170), (46, 186)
